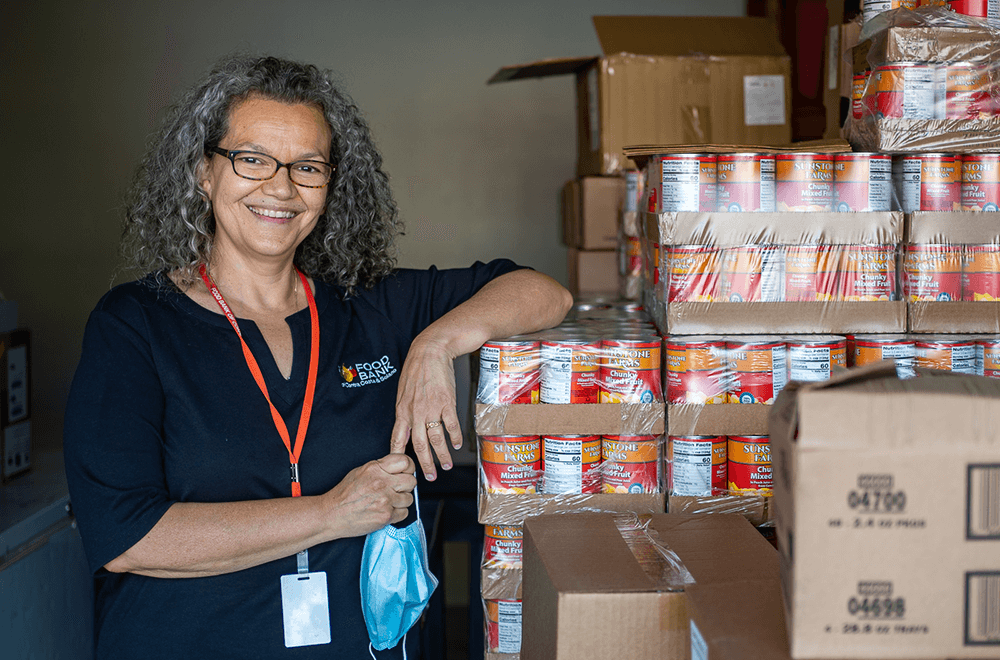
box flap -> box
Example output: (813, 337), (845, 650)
(592, 16), (785, 58)
(487, 56), (598, 84)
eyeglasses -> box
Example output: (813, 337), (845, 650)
(209, 146), (334, 188)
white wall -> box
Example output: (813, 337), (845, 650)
(0, 0), (745, 449)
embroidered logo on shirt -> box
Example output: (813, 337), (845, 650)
(340, 355), (397, 388)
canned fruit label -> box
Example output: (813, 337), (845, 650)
(876, 64), (942, 120)
(916, 341), (977, 373)
(669, 246), (720, 302)
(716, 154), (776, 212)
(788, 340), (847, 382)
(727, 436), (772, 494)
(785, 246), (821, 301)
(854, 338), (916, 369)
(901, 155), (962, 212)
(721, 246), (782, 302)
(962, 155), (1000, 212)
(601, 436), (660, 494)
(483, 525), (523, 569)
(666, 339), (727, 404)
(776, 155), (834, 212)
(728, 342), (787, 404)
(840, 245), (897, 301)
(962, 246), (1000, 301)
(485, 599), (521, 654)
(540, 341), (599, 404)
(946, 65), (992, 119)
(979, 340), (1000, 378)
(904, 245), (962, 301)
(600, 340), (662, 403)
(479, 436), (541, 494)
(834, 154), (892, 212)
(668, 436), (727, 497)
(541, 435), (602, 494)
(653, 155), (717, 212)
(863, 0), (918, 23)
(478, 342), (540, 404)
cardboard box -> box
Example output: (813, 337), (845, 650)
(566, 248), (618, 297)
(475, 401), (666, 524)
(643, 211), (908, 335)
(686, 574), (791, 660)
(488, 16), (792, 176)
(771, 362), (1000, 659)
(906, 211), (1000, 334)
(1, 329), (31, 483)
(521, 512), (779, 660)
(562, 177), (626, 250)
(823, 21), (862, 140)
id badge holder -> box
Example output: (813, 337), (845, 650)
(280, 549), (331, 647)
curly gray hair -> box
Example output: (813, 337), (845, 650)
(122, 54), (401, 295)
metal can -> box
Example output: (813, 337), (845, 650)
(963, 244), (1000, 302)
(853, 334), (916, 372)
(816, 245), (843, 301)
(945, 0), (1000, 19)
(915, 336), (977, 373)
(716, 153), (776, 212)
(786, 336), (848, 382)
(665, 336), (728, 405)
(668, 435), (727, 497)
(776, 153), (835, 212)
(785, 245), (821, 301)
(962, 154), (1000, 212)
(479, 436), (542, 494)
(875, 63), (943, 120)
(485, 599), (521, 654)
(541, 434), (602, 494)
(834, 153), (892, 212)
(727, 336), (788, 404)
(862, 0), (919, 23)
(483, 525), (522, 569)
(897, 154), (963, 213)
(477, 339), (540, 404)
(624, 169), (642, 214)
(727, 435), (772, 495)
(648, 154), (717, 212)
(944, 63), (992, 119)
(599, 336), (662, 403)
(668, 245), (720, 302)
(601, 435), (660, 494)
(720, 245), (786, 302)
(977, 337), (1000, 378)
(904, 244), (964, 301)
(853, 71), (874, 120)
(540, 338), (600, 403)
(840, 244), (898, 301)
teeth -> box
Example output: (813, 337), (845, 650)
(250, 206), (296, 219)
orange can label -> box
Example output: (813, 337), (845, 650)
(479, 436), (541, 494)
(484, 525), (523, 569)
(962, 155), (1000, 212)
(669, 246), (720, 302)
(601, 436), (660, 494)
(727, 436), (772, 494)
(485, 599), (521, 654)
(541, 435), (602, 494)
(963, 245), (1000, 301)
(600, 339), (663, 403)
(904, 244), (963, 301)
(776, 154), (834, 211)
(840, 245), (897, 301)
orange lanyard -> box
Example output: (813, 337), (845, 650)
(199, 264), (320, 497)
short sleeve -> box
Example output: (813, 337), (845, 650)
(63, 294), (175, 574)
(359, 259), (525, 342)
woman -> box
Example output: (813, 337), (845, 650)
(64, 54), (571, 659)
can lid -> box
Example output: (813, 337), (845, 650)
(784, 335), (847, 344)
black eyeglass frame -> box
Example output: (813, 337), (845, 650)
(208, 146), (335, 188)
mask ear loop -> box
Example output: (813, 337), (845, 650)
(368, 482), (421, 660)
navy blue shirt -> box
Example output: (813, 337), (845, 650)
(64, 261), (520, 659)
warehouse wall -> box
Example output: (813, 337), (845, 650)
(0, 0), (745, 451)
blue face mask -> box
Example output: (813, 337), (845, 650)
(360, 483), (438, 657)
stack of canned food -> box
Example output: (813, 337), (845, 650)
(855, 63), (998, 124)
(668, 434), (771, 498)
(904, 239), (1000, 301)
(862, 0), (1000, 23)
(892, 153), (999, 212)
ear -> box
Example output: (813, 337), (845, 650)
(197, 155), (214, 197)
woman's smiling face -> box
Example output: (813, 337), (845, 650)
(200, 96), (332, 268)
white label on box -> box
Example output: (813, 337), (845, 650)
(743, 75), (786, 126)
(588, 67), (600, 153)
(690, 619), (708, 660)
(4, 419), (31, 478)
(828, 26), (840, 91)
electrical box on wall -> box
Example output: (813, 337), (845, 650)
(2, 329), (31, 482)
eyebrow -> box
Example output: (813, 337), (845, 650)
(229, 142), (331, 162)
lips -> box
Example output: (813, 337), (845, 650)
(247, 205), (298, 221)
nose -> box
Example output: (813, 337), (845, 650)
(259, 165), (297, 199)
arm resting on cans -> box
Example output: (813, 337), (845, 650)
(391, 269), (573, 480)
(104, 454), (416, 578)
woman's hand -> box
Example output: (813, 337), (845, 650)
(390, 334), (462, 481)
(323, 453), (417, 536)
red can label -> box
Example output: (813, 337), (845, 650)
(601, 436), (660, 494)
(840, 245), (897, 301)
(962, 154), (1000, 212)
(479, 436), (541, 494)
(483, 525), (523, 569)
(727, 436), (772, 494)
(946, 0), (1000, 21)
(600, 338), (662, 403)
(669, 245), (720, 302)
(540, 340), (600, 403)
(650, 154), (717, 212)
(978, 339), (1000, 379)
(485, 599), (521, 654)
(541, 435), (602, 494)
(904, 244), (963, 301)
(478, 341), (540, 404)
(666, 338), (728, 404)
(834, 153), (892, 212)
(716, 153), (776, 212)
(900, 154), (963, 212)
(916, 340), (977, 374)
(963, 245), (1000, 302)
(720, 246), (785, 302)
(875, 63), (941, 120)
(668, 435), (727, 497)
(727, 340), (788, 404)
(776, 154), (834, 212)
(945, 64), (992, 119)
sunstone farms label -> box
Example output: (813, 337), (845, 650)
(977, 338), (1000, 378)
(601, 436), (660, 494)
(599, 339), (662, 403)
(479, 436), (541, 494)
(776, 153), (834, 212)
(651, 154), (717, 212)
(898, 154), (962, 212)
(962, 245), (1000, 301)
(668, 435), (727, 497)
(540, 339), (599, 403)
(840, 245), (897, 301)
(483, 525), (522, 569)
(727, 435), (772, 494)
(903, 244), (963, 302)
(477, 340), (539, 404)
(668, 245), (720, 302)
(666, 337), (728, 405)
(720, 245), (785, 302)
(834, 153), (892, 212)
(962, 154), (1000, 211)
(715, 153), (775, 212)
(727, 338), (787, 404)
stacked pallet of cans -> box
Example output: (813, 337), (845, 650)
(474, 301), (667, 659)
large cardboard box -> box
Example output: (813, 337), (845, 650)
(521, 512), (779, 660)
(906, 211), (1000, 334)
(1, 329), (31, 483)
(489, 16), (792, 176)
(562, 177), (626, 250)
(566, 247), (618, 297)
(771, 362), (1000, 659)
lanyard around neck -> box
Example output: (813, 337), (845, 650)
(198, 264), (320, 497)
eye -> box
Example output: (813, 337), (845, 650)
(293, 161), (326, 174)
(235, 153), (267, 166)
